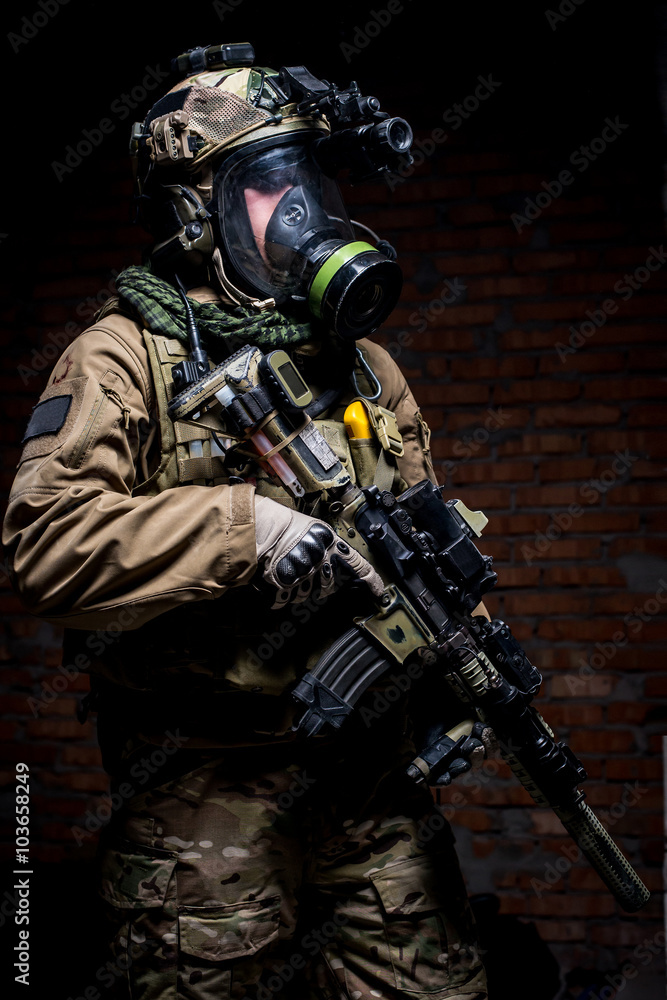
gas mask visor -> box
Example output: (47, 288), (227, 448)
(213, 137), (402, 339)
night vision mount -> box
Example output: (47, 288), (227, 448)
(278, 64), (385, 125)
(170, 42), (414, 181)
(279, 64), (414, 181)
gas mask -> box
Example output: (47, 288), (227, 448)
(132, 43), (414, 341)
(209, 135), (402, 340)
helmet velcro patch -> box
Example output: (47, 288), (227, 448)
(145, 88), (191, 128)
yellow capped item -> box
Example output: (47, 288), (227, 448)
(344, 401), (373, 440)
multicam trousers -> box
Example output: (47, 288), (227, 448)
(98, 731), (488, 1000)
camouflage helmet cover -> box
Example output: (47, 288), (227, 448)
(135, 64), (330, 207)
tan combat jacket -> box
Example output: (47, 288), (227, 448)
(3, 287), (438, 749)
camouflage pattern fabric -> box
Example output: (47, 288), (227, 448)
(98, 719), (487, 1000)
(115, 265), (316, 352)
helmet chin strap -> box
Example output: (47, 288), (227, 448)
(211, 247), (276, 312)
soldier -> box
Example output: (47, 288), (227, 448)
(4, 44), (489, 999)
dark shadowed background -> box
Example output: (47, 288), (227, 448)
(1, 1), (666, 997)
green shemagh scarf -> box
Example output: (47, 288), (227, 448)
(115, 265), (315, 351)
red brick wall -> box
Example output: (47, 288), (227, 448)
(362, 128), (667, 987)
(1, 6), (665, 995)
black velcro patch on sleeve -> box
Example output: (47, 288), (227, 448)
(22, 395), (72, 443)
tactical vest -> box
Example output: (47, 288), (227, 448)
(138, 330), (407, 503)
(80, 318), (411, 761)
(114, 330), (401, 704)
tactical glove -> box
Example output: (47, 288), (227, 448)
(254, 495), (384, 609)
(419, 720), (499, 786)
(409, 671), (500, 787)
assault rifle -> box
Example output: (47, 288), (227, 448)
(169, 342), (650, 913)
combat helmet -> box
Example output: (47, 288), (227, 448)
(130, 42), (413, 340)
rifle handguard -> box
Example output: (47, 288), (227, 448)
(555, 799), (650, 913)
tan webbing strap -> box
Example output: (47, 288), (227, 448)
(142, 331), (181, 495)
(257, 416), (310, 462)
(374, 448), (396, 491)
(177, 455), (228, 482)
(175, 421), (216, 443)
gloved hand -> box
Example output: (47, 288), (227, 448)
(423, 720), (499, 786)
(254, 494), (384, 609)
(409, 688), (500, 787)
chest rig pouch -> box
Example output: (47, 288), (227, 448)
(141, 333), (406, 502)
(339, 395), (405, 494)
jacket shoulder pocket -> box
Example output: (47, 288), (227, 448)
(67, 370), (129, 469)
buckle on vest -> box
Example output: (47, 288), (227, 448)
(373, 405), (404, 457)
